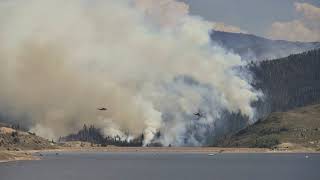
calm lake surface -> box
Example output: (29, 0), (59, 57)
(1, 152), (319, 180)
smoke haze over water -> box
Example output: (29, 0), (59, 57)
(0, 0), (260, 146)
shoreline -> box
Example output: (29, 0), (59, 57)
(1, 147), (319, 163)
(32, 147), (270, 154)
(0, 151), (40, 163)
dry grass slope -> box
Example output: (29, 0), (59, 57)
(218, 104), (320, 151)
(0, 124), (57, 151)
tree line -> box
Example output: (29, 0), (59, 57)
(59, 124), (146, 147)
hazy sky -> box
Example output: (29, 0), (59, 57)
(182, 0), (320, 37)
(0, 0), (318, 41)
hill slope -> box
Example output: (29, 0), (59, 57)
(211, 31), (320, 61)
(0, 123), (57, 150)
(214, 49), (320, 142)
(251, 48), (320, 113)
(218, 104), (320, 150)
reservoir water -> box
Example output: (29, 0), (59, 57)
(1, 152), (319, 180)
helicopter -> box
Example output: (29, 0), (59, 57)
(193, 109), (206, 120)
(97, 107), (108, 111)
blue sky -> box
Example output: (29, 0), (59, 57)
(181, 0), (320, 37)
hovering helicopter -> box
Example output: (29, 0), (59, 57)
(98, 107), (108, 111)
(193, 109), (206, 119)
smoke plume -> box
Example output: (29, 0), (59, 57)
(0, 0), (260, 146)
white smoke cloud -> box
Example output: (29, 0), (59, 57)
(134, 0), (189, 27)
(135, 0), (246, 34)
(268, 2), (320, 42)
(0, 0), (260, 146)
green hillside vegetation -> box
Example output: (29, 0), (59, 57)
(250, 48), (320, 113)
(214, 49), (320, 143)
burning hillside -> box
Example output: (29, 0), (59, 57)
(0, 0), (260, 146)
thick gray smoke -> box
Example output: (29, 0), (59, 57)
(0, 0), (260, 146)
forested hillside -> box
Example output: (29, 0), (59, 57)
(251, 48), (320, 113)
(212, 49), (320, 144)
